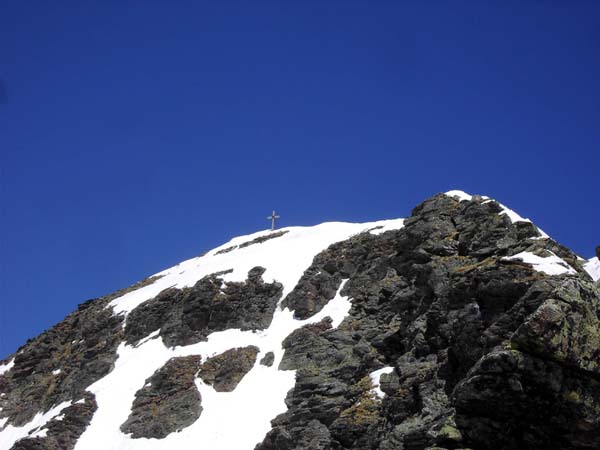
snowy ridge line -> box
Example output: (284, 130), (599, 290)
(584, 257), (600, 282)
(444, 190), (550, 239)
(108, 219), (405, 317)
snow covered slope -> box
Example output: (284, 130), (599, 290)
(0, 218), (404, 450)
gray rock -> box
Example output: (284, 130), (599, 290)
(120, 356), (203, 439)
(198, 346), (259, 392)
(260, 352), (275, 367)
(257, 193), (599, 450)
(124, 267), (283, 347)
(10, 392), (97, 450)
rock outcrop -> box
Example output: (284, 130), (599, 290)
(258, 194), (598, 450)
(198, 346), (259, 392)
(10, 392), (97, 450)
(0, 290), (125, 427)
(125, 266), (282, 347)
(120, 356), (203, 439)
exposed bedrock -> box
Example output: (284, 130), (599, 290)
(0, 290), (125, 427)
(125, 266), (283, 347)
(198, 346), (259, 392)
(120, 356), (203, 439)
(257, 193), (599, 450)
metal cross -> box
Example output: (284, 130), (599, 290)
(267, 210), (280, 231)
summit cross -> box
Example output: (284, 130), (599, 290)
(267, 210), (280, 231)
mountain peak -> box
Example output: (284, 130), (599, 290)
(1, 192), (599, 450)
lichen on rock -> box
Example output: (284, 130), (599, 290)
(198, 346), (259, 392)
(120, 356), (203, 439)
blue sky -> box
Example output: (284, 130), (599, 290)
(1, 1), (599, 359)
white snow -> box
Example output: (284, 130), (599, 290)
(0, 359), (14, 376)
(369, 367), (394, 399)
(30, 428), (49, 438)
(503, 251), (577, 276)
(445, 190), (480, 202)
(0, 401), (71, 449)
(74, 281), (353, 450)
(368, 218), (405, 235)
(52, 369), (61, 376)
(584, 257), (600, 281)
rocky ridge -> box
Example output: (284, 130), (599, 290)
(0, 191), (598, 450)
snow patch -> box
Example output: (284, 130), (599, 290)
(445, 190), (477, 202)
(52, 369), (61, 376)
(584, 257), (600, 281)
(445, 190), (549, 238)
(503, 251), (577, 276)
(369, 367), (394, 399)
(0, 359), (14, 376)
(368, 218), (405, 235)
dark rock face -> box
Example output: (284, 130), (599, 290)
(125, 267), (282, 348)
(257, 193), (598, 450)
(0, 289), (125, 427)
(198, 346), (259, 392)
(596, 245), (600, 259)
(260, 352), (275, 367)
(121, 356), (203, 439)
(10, 392), (97, 450)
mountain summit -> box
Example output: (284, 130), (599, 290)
(1, 191), (599, 450)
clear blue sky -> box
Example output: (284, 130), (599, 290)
(1, 1), (598, 359)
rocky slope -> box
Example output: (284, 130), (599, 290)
(0, 191), (599, 450)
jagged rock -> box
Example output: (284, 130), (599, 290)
(120, 356), (203, 439)
(258, 194), (598, 450)
(454, 349), (600, 449)
(10, 392), (97, 450)
(198, 346), (259, 392)
(0, 291), (124, 427)
(260, 352), (275, 367)
(596, 245), (600, 259)
(125, 267), (283, 347)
